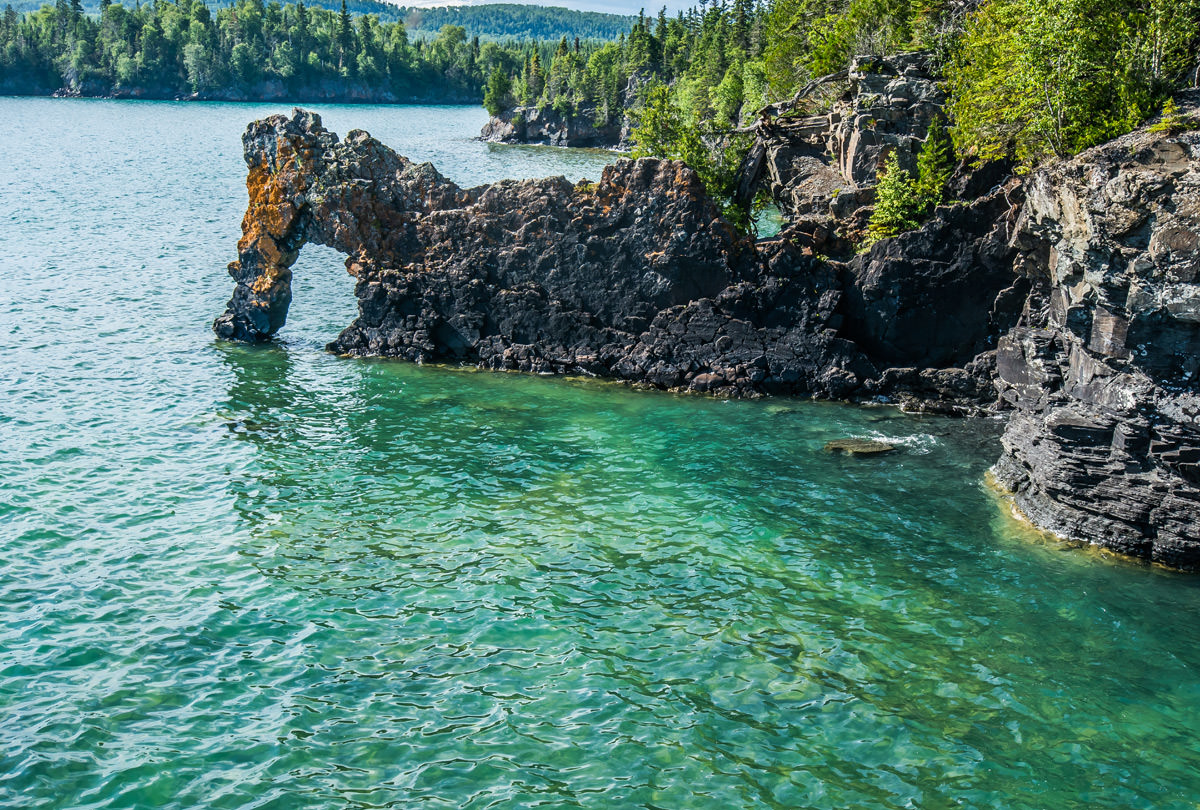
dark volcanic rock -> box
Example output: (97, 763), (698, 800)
(216, 109), (858, 397)
(215, 109), (1001, 405)
(991, 115), (1200, 569)
(331, 158), (754, 378)
(214, 104), (1200, 570)
(843, 179), (1027, 371)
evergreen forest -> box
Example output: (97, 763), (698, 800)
(479, 0), (1198, 227)
(0, 0), (631, 100)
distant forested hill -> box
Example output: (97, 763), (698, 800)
(1, 0), (635, 40)
(398, 5), (634, 41)
(1, 0), (544, 103)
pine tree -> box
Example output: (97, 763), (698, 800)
(527, 50), (544, 99)
(865, 152), (921, 247)
(1148, 98), (1198, 133)
(914, 119), (954, 216)
(483, 66), (512, 116)
(337, 0), (353, 74)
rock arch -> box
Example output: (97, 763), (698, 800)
(213, 109), (754, 367)
(213, 109), (471, 342)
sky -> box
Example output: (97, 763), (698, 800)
(396, 0), (697, 16)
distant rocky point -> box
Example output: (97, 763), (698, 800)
(480, 75), (644, 150)
(480, 104), (629, 149)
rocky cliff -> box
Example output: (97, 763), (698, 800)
(990, 115), (1200, 568)
(746, 53), (950, 244)
(215, 104), (1200, 569)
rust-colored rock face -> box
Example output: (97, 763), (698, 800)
(214, 109), (469, 342)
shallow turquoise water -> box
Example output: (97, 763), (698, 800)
(2, 97), (1200, 810)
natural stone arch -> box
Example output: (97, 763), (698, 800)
(213, 109), (471, 342)
(213, 109), (751, 364)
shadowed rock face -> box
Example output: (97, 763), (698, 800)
(991, 124), (1200, 569)
(841, 178), (1027, 399)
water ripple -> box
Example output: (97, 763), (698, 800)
(1, 97), (1200, 810)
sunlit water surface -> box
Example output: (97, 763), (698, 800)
(1, 97), (1199, 810)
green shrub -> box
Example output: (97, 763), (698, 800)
(1148, 98), (1199, 133)
(862, 121), (955, 248)
(914, 118), (954, 216)
(864, 152), (921, 247)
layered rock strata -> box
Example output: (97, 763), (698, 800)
(991, 121), (1200, 568)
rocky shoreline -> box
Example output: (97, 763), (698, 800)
(480, 104), (629, 149)
(215, 100), (1199, 570)
(989, 122), (1200, 568)
(479, 72), (647, 149)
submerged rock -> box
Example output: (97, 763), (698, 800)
(824, 438), (896, 455)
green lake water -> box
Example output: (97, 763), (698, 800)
(1, 97), (1199, 809)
